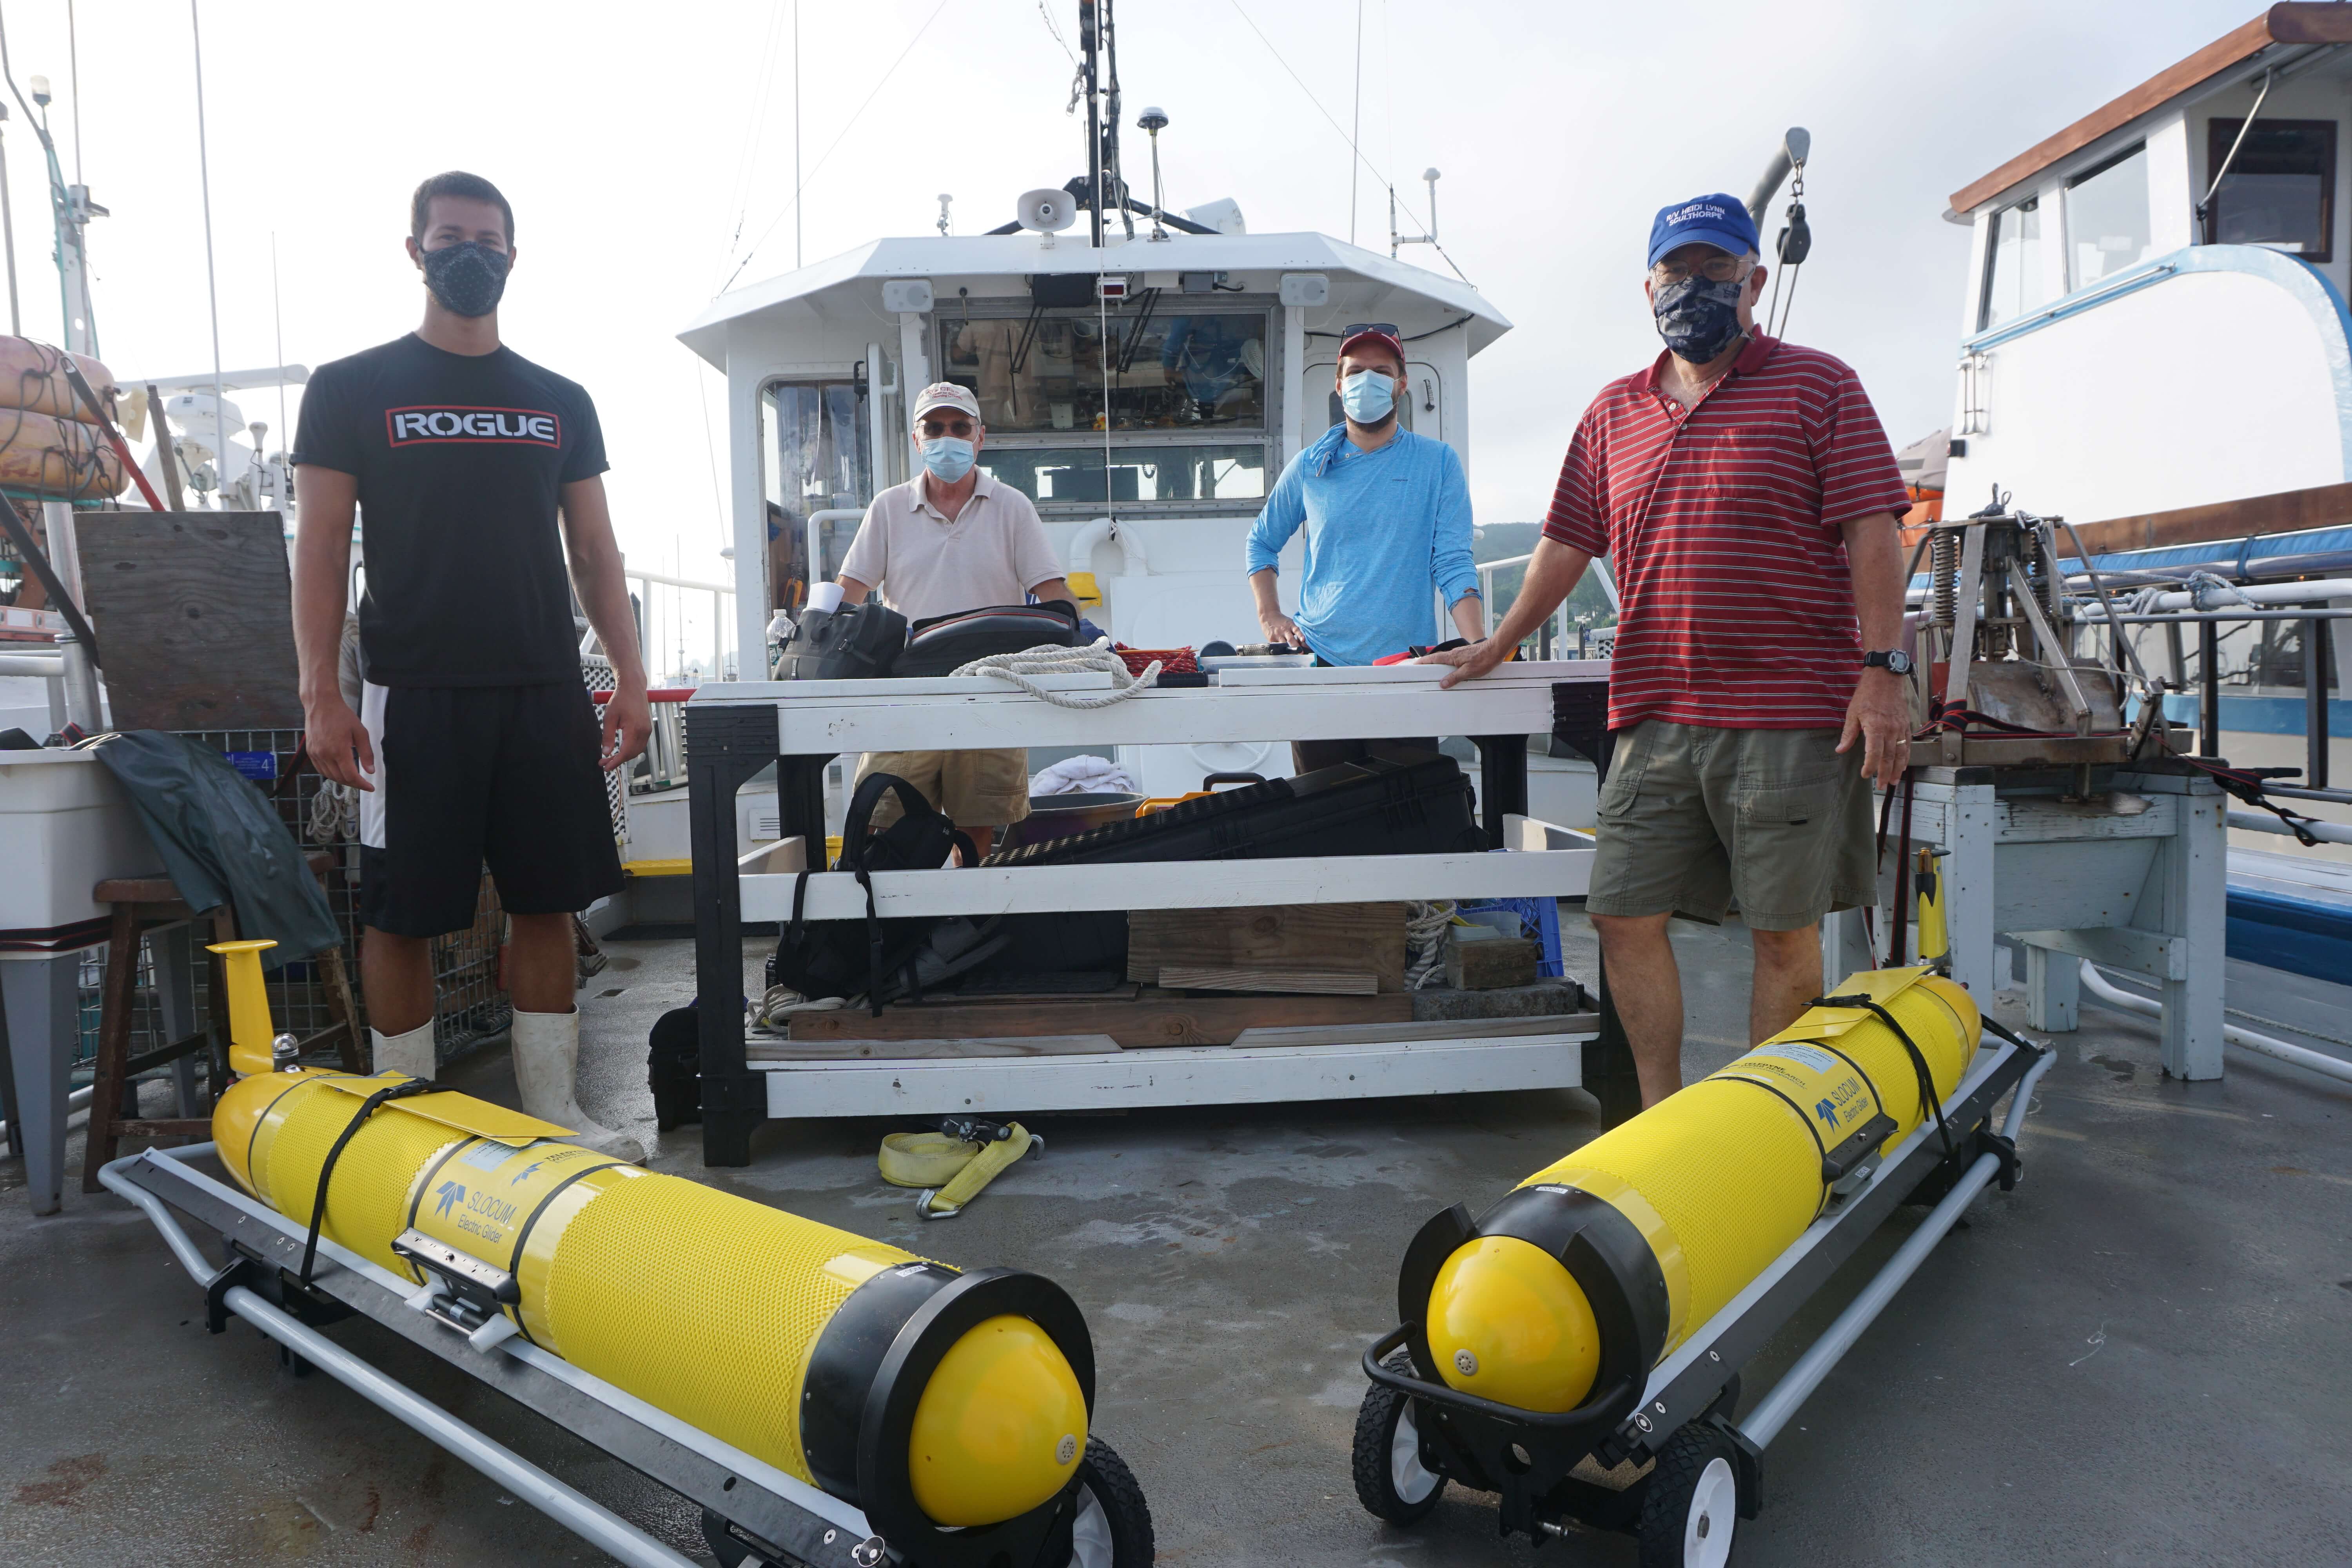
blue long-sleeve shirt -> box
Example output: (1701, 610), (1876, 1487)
(1244, 425), (1480, 667)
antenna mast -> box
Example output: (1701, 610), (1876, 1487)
(1101, 0), (1131, 240)
(1078, 0), (1103, 247)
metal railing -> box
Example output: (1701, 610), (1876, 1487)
(1466, 552), (1616, 659)
(621, 566), (736, 690)
(2078, 599), (2349, 804)
(591, 685), (697, 799)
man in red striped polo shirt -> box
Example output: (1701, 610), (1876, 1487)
(1427, 193), (1913, 1108)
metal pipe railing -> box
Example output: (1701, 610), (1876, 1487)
(1470, 551), (1614, 657)
(621, 567), (736, 686)
(2078, 962), (2352, 1085)
(2227, 808), (2352, 844)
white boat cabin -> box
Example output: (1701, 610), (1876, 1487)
(1943, 4), (2352, 525)
(679, 228), (1509, 697)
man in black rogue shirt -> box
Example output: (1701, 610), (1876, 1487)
(292, 171), (651, 1161)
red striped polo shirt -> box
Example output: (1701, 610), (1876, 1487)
(1543, 334), (1909, 730)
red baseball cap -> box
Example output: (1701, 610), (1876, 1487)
(1337, 326), (1406, 369)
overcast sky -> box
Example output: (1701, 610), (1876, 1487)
(1, 0), (2266, 583)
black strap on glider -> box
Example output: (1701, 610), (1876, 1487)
(1811, 993), (1955, 1158)
(299, 1078), (441, 1286)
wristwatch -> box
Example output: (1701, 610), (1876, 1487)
(1862, 649), (1914, 676)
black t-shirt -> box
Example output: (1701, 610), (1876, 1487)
(292, 333), (607, 686)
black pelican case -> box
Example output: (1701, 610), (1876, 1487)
(983, 750), (1485, 867)
(893, 601), (1082, 678)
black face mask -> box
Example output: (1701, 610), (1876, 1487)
(420, 240), (510, 318)
(1651, 273), (1746, 363)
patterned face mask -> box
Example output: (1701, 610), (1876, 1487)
(421, 241), (511, 318)
(1651, 272), (1746, 363)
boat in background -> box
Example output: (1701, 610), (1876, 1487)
(1930, 2), (2352, 977)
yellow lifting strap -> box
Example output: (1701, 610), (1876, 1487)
(878, 1121), (1041, 1219)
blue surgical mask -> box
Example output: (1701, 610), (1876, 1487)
(920, 436), (976, 482)
(1339, 369), (1397, 424)
(1652, 273), (1748, 363)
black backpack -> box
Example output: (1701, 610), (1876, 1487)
(770, 773), (987, 1015)
(776, 599), (907, 680)
(646, 1000), (703, 1131)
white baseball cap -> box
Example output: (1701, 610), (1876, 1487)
(910, 381), (981, 426)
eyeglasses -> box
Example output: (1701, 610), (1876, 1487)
(1649, 254), (1752, 286)
(916, 417), (976, 438)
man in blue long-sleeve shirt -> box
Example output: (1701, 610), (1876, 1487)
(1245, 326), (1485, 771)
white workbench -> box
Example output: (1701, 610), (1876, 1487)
(681, 662), (1612, 1162)
(1824, 764), (2227, 1080)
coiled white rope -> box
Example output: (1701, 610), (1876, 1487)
(308, 779), (358, 845)
(950, 637), (1162, 709)
(1404, 899), (1459, 990)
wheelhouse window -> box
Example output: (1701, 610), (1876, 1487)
(2065, 143), (2153, 288)
(976, 443), (1267, 505)
(1979, 198), (2044, 331)
(939, 310), (1266, 431)
(759, 378), (871, 610)
(942, 302), (1271, 514)
(2205, 118), (2336, 261)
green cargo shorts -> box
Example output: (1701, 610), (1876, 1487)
(1587, 720), (1877, 931)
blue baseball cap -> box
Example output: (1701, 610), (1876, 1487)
(1647, 193), (1760, 269)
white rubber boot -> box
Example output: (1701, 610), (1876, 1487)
(370, 1021), (437, 1080)
(509, 1007), (646, 1163)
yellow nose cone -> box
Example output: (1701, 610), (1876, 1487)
(1426, 1235), (1602, 1414)
(907, 1314), (1087, 1526)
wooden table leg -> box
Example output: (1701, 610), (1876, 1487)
(79, 904), (142, 1192)
(318, 944), (365, 1072)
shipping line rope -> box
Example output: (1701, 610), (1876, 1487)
(951, 636), (1163, 708)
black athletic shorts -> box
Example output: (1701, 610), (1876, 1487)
(358, 681), (626, 938)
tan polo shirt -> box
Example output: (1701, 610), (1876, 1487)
(838, 470), (1063, 623)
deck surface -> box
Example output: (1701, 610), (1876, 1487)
(4, 914), (2347, 1566)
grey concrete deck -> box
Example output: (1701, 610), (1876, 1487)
(4, 915), (2348, 1566)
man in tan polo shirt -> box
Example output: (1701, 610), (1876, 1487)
(838, 381), (1075, 857)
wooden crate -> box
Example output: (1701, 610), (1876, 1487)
(74, 511), (300, 731)
(1127, 902), (1407, 992)
(787, 991), (1411, 1049)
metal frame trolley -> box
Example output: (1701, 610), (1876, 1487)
(683, 662), (1620, 1166)
(1351, 1031), (2053, 1563)
(102, 1143), (1116, 1568)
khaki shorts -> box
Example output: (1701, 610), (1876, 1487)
(1587, 720), (1876, 931)
(853, 748), (1032, 829)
